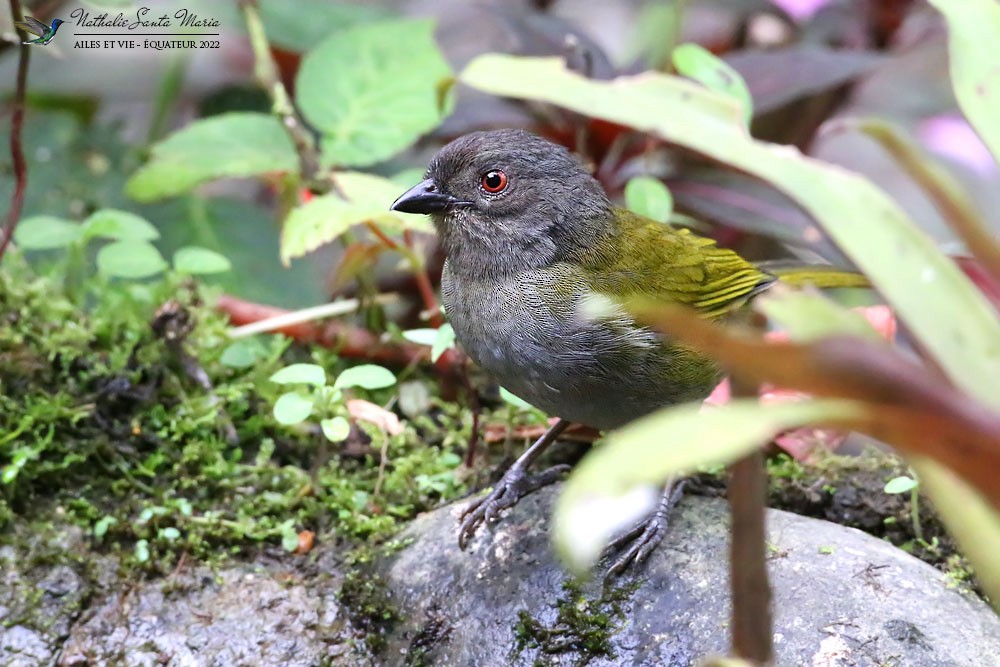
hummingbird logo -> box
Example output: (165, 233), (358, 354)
(14, 16), (64, 46)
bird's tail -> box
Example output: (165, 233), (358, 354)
(758, 261), (870, 289)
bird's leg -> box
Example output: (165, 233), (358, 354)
(458, 418), (572, 550)
(604, 477), (686, 577)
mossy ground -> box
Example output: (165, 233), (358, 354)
(0, 252), (473, 580)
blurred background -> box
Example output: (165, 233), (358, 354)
(2, 0), (996, 309)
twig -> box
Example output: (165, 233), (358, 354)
(728, 314), (774, 665)
(0, 0), (31, 262)
(227, 293), (398, 338)
(403, 229), (443, 327)
(237, 0), (329, 191)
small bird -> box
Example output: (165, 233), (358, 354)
(391, 129), (864, 572)
(15, 16), (64, 46)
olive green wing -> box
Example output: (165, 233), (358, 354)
(580, 208), (775, 319)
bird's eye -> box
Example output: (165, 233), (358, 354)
(480, 170), (508, 194)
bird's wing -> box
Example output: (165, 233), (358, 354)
(577, 208), (775, 320)
(14, 16), (49, 37)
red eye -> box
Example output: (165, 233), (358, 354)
(480, 170), (508, 193)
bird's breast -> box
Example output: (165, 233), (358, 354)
(440, 263), (720, 430)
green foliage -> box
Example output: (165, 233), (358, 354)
(126, 112), (298, 201)
(96, 241), (168, 279)
(14, 216), (83, 249)
(173, 247), (232, 275)
(295, 19), (453, 167)
(672, 43), (753, 126)
(624, 176), (673, 223)
(279, 171), (431, 263)
(0, 245), (466, 571)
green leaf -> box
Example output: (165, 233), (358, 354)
(269, 363), (326, 387)
(280, 520), (300, 552)
(333, 364), (396, 390)
(125, 113), (298, 201)
(219, 338), (268, 369)
(401, 328), (438, 346)
(884, 476), (918, 494)
(321, 416), (351, 442)
(460, 55), (1000, 410)
(553, 398), (864, 572)
(672, 43), (753, 126)
(254, 0), (387, 52)
(755, 291), (883, 343)
(927, 0), (1000, 164)
(295, 19), (453, 167)
(431, 324), (456, 363)
(273, 391), (314, 425)
(281, 171), (431, 263)
(624, 176), (673, 223)
(82, 209), (160, 242)
(173, 246), (232, 274)
(96, 241), (168, 279)
(159, 527), (181, 541)
(13, 216), (82, 249)
(499, 387), (536, 411)
(134, 539), (150, 563)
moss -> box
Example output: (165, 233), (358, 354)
(338, 562), (400, 654)
(0, 252), (470, 575)
(512, 578), (638, 666)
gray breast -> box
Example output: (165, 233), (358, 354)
(440, 263), (717, 430)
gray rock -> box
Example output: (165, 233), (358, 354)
(58, 562), (371, 667)
(380, 486), (1000, 667)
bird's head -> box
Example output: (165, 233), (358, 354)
(391, 129), (612, 277)
(51, 18), (64, 28)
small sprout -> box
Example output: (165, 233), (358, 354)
(321, 416), (352, 442)
(82, 209), (160, 242)
(273, 391), (314, 425)
(134, 539), (151, 562)
(173, 246), (232, 275)
(818, 545), (835, 555)
(333, 364), (396, 390)
(159, 527), (181, 541)
(884, 475), (919, 494)
(219, 338), (267, 369)
(94, 515), (118, 540)
(96, 240), (169, 279)
(270, 363), (326, 387)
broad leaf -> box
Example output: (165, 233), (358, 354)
(280, 171), (431, 263)
(296, 19), (453, 167)
(126, 113), (298, 201)
(673, 43), (752, 126)
(927, 0), (1000, 165)
(273, 391), (314, 425)
(554, 399), (864, 571)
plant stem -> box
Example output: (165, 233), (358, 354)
(0, 0), (31, 263)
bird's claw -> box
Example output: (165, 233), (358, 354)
(604, 480), (685, 577)
(458, 463), (571, 550)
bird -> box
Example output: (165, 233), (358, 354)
(391, 129), (866, 573)
(15, 16), (64, 46)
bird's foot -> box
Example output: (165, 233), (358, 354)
(604, 479), (686, 577)
(458, 463), (571, 550)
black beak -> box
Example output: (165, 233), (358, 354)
(390, 179), (467, 214)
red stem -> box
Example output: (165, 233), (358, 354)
(0, 0), (31, 262)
